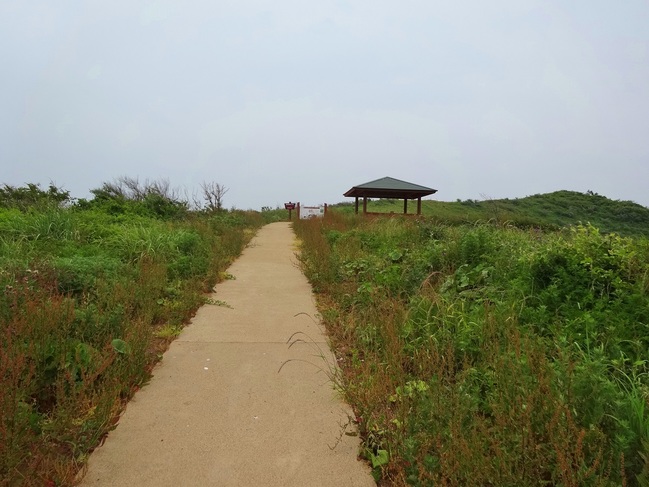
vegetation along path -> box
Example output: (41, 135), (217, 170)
(81, 222), (374, 486)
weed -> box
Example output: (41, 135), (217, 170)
(204, 298), (233, 309)
(153, 325), (183, 340)
(294, 212), (649, 485)
(0, 192), (265, 485)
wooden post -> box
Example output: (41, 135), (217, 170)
(417, 198), (422, 215)
(285, 202), (296, 220)
(355, 197), (359, 214)
(297, 202), (300, 219)
(403, 198), (408, 214)
(324, 203), (328, 215)
(363, 197), (368, 214)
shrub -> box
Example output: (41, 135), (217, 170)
(295, 214), (649, 485)
(0, 196), (265, 485)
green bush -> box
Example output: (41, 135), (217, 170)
(295, 213), (649, 485)
(0, 192), (266, 485)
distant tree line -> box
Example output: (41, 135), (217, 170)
(0, 177), (230, 218)
(0, 183), (71, 210)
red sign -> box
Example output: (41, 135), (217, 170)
(284, 202), (296, 210)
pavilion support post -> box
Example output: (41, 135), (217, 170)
(355, 197), (359, 214)
(363, 197), (368, 214)
(403, 198), (408, 214)
(417, 198), (422, 215)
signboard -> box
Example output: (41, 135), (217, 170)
(284, 202), (296, 210)
(299, 205), (325, 219)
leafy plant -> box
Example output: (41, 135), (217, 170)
(0, 182), (266, 485)
(294, 210), (649, 485)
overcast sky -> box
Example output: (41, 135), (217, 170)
(2, 1), (648, 209)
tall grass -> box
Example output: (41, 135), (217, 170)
(294, 212), (649, 485)
(331, 190), (649, 237)
(0, 205), (265, 485)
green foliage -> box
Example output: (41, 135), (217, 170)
(330, 189), (649, 237)
(0, 183), (71, 210)
(0, 187), (266, 485)
(80, 177), (189, 220)
(78, 192), (188, 220)
(295, 212), (649, 485)
(54, 255), (123, 294)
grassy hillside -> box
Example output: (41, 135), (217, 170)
(332, 190), (649, 237)
(0, 182), (288, 486)
(295, 213), (649, 485)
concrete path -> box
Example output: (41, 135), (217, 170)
(81, 222), (375, 487)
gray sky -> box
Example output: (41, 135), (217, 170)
(2, 1), (648, 209)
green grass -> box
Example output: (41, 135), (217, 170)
(0, 188), (270, 485)
(331, 190), (649, 237)
(294, 212), (649, 486)
(4, 181), (647, 485)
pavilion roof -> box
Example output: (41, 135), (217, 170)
(344, 177), (437, 199)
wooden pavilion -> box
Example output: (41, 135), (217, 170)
(344, 177), (437, 215)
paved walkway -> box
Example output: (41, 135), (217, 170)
(81, 222), (374, 486)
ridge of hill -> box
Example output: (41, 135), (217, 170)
(487, 190), (649, 236)
(332, 190), (649, 237)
